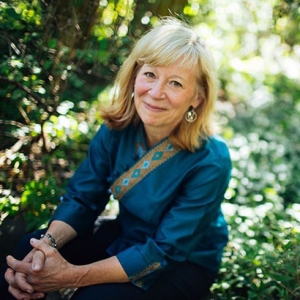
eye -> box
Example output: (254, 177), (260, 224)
(144, 72), (155, 78)
(170, 80), (182, 88)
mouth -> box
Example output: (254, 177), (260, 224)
(143, 102), (167, 112)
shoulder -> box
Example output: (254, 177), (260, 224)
(93, 123), (133, 142)
(203, 135), (231, 160)
(91, 123), (137, 152)
(179, 135), (231, 175)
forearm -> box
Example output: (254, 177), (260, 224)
(68, 256), (129, 288)
(42, 220), (77, 249)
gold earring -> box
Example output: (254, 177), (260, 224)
(185, 107), (197, 123)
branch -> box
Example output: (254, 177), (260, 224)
(0, 76), (53, 113)
(0, 119), (27, 128)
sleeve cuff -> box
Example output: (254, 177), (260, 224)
(116, 242), (168, 289)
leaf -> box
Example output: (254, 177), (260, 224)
(6, 7), (19, 19)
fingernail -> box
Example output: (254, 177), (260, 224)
(30, 238), (38, 244)
(33, 264), (41, 270)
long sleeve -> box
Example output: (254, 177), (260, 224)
(50, 125), (113, 236)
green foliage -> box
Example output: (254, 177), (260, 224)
(20, 178), (61, 231)
(273, 0), (300, 46)
(0, 176), (61, 231)
(202, 1), (300, 298)
(0, 0), (131, 224)
(224, 74), (300, 208)
(0, 195), (20, 220)
(213, 208), (300, 299)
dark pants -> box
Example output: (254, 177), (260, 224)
(0, 219), (216, 300)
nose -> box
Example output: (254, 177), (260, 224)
(148, 80), (166, 99)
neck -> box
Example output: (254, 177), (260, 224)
(144, 126), (170, 148)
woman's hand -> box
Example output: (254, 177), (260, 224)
(6, 238), (77, 293)
(5, 248), (46, 299)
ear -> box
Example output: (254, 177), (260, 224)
(192, 94), (203, 109)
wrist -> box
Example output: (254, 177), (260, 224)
(40, 233), (57, 248)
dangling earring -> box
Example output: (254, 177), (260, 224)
(185, 107), (197, 123)
(131, 92), (135, 101)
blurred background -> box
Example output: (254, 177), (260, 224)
(0, 0), (299, 298)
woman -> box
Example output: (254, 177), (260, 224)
(3, 17), (231, 300)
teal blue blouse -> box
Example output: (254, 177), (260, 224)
(51, 123), (232, 289)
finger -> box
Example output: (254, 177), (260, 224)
(6, 269), (44, 299)
(30, 238), (57, 256)
(5, 270), (33, 299)
(15, 271), (34, 294)
(6, 256), (35, 293)
(4, 268), (16, 287)
(31, 291), (46, 299)
(31, 250), (45, 271)
(8, 284), (32, 300)
(8, 284), (45, 300)
(6, 255), (32, 274)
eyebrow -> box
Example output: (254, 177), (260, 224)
(142, 65), (189, 82)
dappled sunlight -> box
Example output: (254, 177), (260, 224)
(286, 203), (300, 224)
(193, 0), (300, 106)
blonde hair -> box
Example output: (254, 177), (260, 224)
(100, 17), (218, 152)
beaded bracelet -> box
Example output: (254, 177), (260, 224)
(40, 233), (57, 248)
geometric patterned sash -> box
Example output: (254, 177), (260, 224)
(110, 139), (180, 200)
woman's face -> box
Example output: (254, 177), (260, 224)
(134, 63), (201, 139)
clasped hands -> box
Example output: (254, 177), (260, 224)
(5, 238), (74, 300)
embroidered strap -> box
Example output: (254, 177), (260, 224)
(110, 139), (179, 200)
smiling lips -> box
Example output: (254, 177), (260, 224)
(143, 101), (167, 112)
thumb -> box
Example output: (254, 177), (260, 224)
(30, 238), (54, 271)
(30, 237), (53, 252)
(29, 239), (47, 271)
